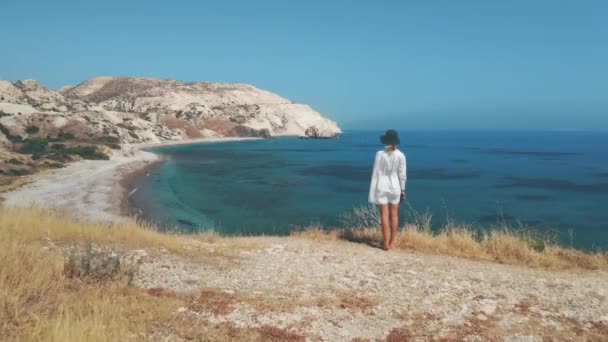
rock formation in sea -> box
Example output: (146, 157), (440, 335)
(300, 125), (338, 139)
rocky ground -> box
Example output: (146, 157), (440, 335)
(113, 236), (608, 341)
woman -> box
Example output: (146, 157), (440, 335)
(368, 130), (407, 250)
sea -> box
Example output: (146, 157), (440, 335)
(127, 131), (608, 250)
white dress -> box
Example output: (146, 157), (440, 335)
(368, 149), (407, 205)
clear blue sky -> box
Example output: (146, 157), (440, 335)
(1, 0), (607, 130)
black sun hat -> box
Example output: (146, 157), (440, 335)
(380, 129), (400, 145)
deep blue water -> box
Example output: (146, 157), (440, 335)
(129, 131), (608, 249)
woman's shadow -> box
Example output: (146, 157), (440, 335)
(337, 230), (385, 250)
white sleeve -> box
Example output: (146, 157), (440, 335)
(399, 153), (406, 191)
(368, 152), (381, 203)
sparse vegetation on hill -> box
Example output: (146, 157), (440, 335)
(18, 138), (109, 160)
(94, 136), (120, 144)
(1, 76), (341, 182)
(9, 168), (31, 176)
(1, 76), (340, 149)
(294, 205), (608, 271)
(64, 145), (110, 160)
(20, 137), (49, 154)
(7, 158), (23, 165)
(1, 207), (606, 341)
(95, 137), (122, 149)
(0, 123), (23, 143)
(0, 207), (185, 341)
(48, 131), (76, 142)
(25, 125), (39, 134)
(0, 173), (30, 192)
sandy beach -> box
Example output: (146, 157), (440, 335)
(1, 137), (257, 223)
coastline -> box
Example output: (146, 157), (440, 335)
(130, 136), (260, 150)
(1, 137), (258, 224)
(119, 154), (166, 221)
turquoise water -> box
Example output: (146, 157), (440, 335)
(128, 131), (608, 249)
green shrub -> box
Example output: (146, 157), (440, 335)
(8, 158), (23, 165)
(95, 136), (120, 144)
(66, 146), (109, 160)
(20, 138), (49, 154)
(9, 168), (30, 176)
(46, 162), (64, 169)
(46, 152), (72, 162)
(106, 143), (121, 149)
(25, 125), (39, 134)
(117, 123), (137, 131)
(64, 243), (137, 284)
(23, 143), (109, 161)
(0, 124), (8, 136)
(57, 132), (75, 141)
(0, 110), (11, 118)
(49, 131), (76, 142)
(0, 123), (23, 143)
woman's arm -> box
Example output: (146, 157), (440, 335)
(368, 152), (381, 203)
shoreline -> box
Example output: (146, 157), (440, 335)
(119, 154), (166, 220)
(1, 137), (258, 224)
(130, 136), (260, 150)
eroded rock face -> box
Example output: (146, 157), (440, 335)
(231, 125), (272, 139)
(0, 76), (341, 148)
(62, 76), (341, 137)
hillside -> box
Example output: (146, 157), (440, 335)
(1, 208), (607, 341)
(0, 77), (340, 176)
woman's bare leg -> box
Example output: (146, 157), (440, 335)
(379, 204), (390, 250)
(389, 203), (399, 248)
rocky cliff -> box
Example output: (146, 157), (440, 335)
(1, 77), (340, 143)
(0, 77), (340, 175)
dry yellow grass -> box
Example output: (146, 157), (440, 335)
(0, 208), (186, 340)
(1, 205), (607, 340)
(0, 206), (207, 252)
(0, 206), (276, 340)
(293, 224), (608, 270)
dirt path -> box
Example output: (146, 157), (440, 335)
(132, 237), (608, 341)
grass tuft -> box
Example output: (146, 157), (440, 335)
(63, 243), (138, 284)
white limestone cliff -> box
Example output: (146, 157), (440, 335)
(0, 76), (341, 147)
